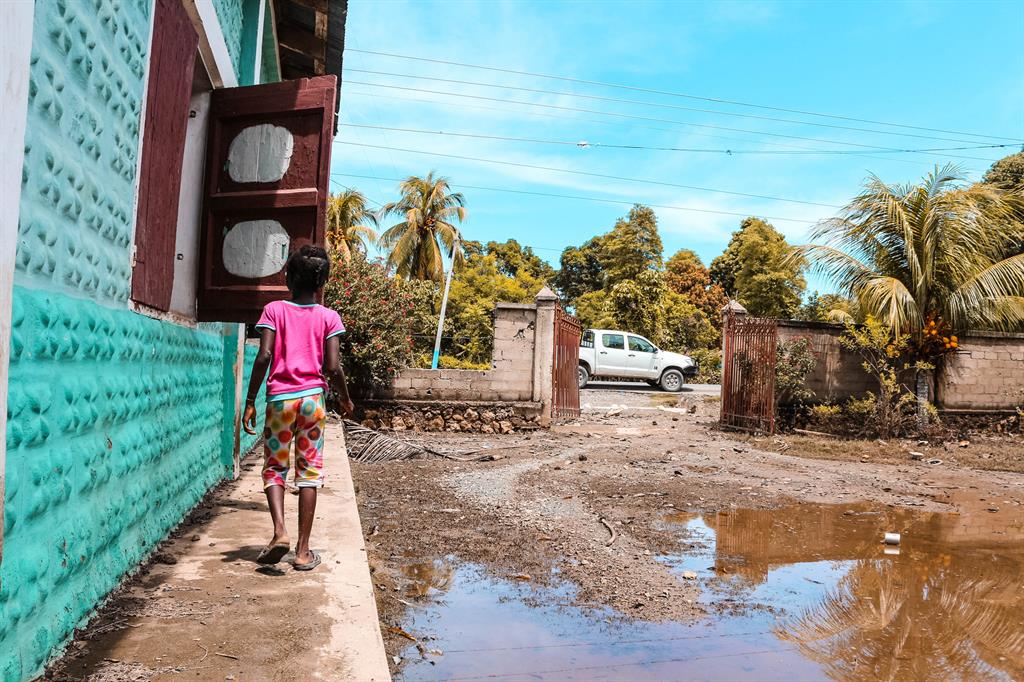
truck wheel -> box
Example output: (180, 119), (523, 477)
(578, 365), (590, 389)
(660, 369), (684, 392)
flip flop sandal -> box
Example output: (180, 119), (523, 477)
(256, 542), (291, 565)
(293, 550), (322, 572)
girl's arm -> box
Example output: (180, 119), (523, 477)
(324, 335), (355, 417)
(242, 328), (275, 435)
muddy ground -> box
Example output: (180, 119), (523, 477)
(352, 387), (1024, 676)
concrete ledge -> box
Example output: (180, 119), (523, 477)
(49, 433), (390, 681)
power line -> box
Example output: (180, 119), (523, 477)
(333, 176), (577, 253)
(343, 80), (1000, 163)
(441, 629), (778, 654)
(335, 140), (842, 208)
(436, 646), (800, 681)
(341, 89), (971, 169)
(345, 68), (1019, 147)
(339, 122), (1019, 156)
(330, 177), (569, 254)
(331, 172), (821, 225)
(345, 48), (1020, 143)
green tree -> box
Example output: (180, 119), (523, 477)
(796, 164), (1024, 335)
(982, 151), (1024, 256)
(663, 292), (718, 351)
(711, 217), (805, 317)
(485, 239), (556, 283)
(574, 272), (717, 352)
(573, 289), (616, 330)
(554, 236), (606, 305)
(665, 248), (729, 319)
(708, 241), (740, 296)
(323, 254), (434, 395)
(606, 270), (668, 342)
(600, 204), (664, 285)
(325, 189), (378, 262)
(795, 292), (858, 323)
(982, 151), (1024, 190)
(444, 251), (544, 364)
(379, 172), (466, 281)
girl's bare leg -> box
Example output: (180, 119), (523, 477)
(265, 485), (289, 546)
(295, 488), (317, 564)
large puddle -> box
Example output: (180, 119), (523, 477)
(394, 502), (1024, 681)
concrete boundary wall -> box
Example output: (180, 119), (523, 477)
(775, 320), (1024, 411)
(937, 332), (1024, 410)
(375, 290), (559, 424)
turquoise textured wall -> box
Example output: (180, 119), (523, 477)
(1, 1), (247, 679)
(1, 289), (228, 680)
(212, 0), (246, 80)
(240, 342), (268, 455)
(15, 0), (150, 303)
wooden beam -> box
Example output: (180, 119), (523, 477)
(314, 9), (328, 39)
(277, 22), (324, 61)
(286, 0), (329, 13)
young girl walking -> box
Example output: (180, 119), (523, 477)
(242, 245), (354, 571)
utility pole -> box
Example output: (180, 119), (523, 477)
(431, 233), (461, 370)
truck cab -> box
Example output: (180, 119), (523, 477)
(577, 329), (697, 392)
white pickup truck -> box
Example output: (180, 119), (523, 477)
(577, 329), (698, 392)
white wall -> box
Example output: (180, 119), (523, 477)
(171, 90), (212, 317)
(0, 0), (36, 564)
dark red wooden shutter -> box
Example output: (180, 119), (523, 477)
(131, 0), (198, 311)
(196, 76), (337, 322)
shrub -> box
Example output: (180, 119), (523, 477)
(438, 355), (490, 370)
(838, 317), (936, 438)
(775, 337), (817, 408)
(689, 348), (721, 384)
(323, 254), (434, 396)
(412, 353), (490, 370)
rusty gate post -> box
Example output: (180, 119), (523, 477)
(720, 300), (747, 424)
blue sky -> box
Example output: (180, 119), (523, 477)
(332, 0), (1024, 292)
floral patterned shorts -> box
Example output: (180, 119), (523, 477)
(262, 393), (326, 489)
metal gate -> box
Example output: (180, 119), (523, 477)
(552, 307), (583, 420)
(720, 312), (777, 433)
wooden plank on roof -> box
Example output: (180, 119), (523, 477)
(286, 0), (329, 13)
(278, 22), (325, 60)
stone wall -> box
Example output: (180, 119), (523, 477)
(358, 400), (542, 434)
(775, 320), (1024, 411)
(376, 298), (556, 408)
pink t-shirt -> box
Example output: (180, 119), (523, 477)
(255, 301), (345, 399)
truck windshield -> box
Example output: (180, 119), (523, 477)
(628, 336), (656, 353)
(602, 333), (625, 350)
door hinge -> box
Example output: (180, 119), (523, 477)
(131, 245), (138, 268)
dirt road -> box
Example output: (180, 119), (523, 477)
(354, 389), (1024, 680)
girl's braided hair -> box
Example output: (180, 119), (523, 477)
(285, 244), (331, 294)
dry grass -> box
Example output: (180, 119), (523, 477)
(750, 432), (1024, 474)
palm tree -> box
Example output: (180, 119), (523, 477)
(379, 172), (466, 281)
(326, 189), (379, 262)
(795, 164), (1024, 336)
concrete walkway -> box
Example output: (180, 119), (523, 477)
(56, 430), (390, 681)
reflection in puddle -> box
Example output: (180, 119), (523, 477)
(402, 560), (454, 599)
(396, 503), (1024, 681)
